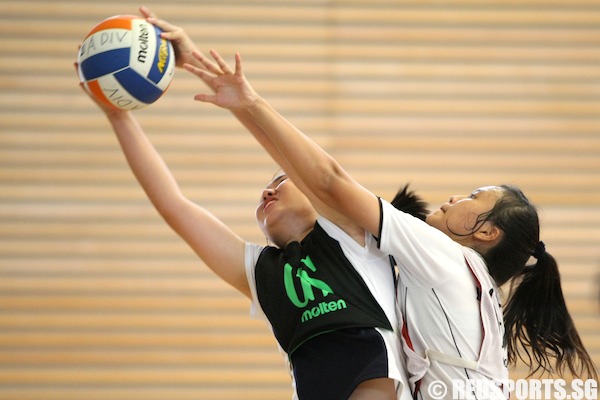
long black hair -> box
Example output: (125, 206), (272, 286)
(483, 185), (597, 378)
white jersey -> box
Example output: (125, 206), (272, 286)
(378, 199), (508, 400)
(245, 216), (411, 399)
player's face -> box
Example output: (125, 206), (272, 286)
(426, 186), (503, 240)
(255, 173), (317, 247)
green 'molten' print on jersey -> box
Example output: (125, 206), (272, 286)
(254, 222), (392, 355)
(283, 254), (348, 322)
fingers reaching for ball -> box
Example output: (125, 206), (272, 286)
(140, 6), (200, 68)
(184, 50), (258, 110)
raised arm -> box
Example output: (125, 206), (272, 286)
(75, 64), (250, 298)
(141, 7), (353, 231)
(245, 95), (382, 237)
(185, 51), (382, 238)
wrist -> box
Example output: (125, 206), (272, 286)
(105, 108), (130, 122)
(245, 96), (266, 113)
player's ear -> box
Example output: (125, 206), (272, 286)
(474, 221), (501, 243)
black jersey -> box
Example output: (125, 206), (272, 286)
(254, 221), (393, 356)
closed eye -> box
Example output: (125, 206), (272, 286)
(469, 189), (482, 199)
(268, 174), (288, 190)
(274, 177), (288, 189)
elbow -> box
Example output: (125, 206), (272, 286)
(316, 158), (350, 204)
(152, 191), (190, 227)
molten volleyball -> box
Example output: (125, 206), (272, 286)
(77, 15), (175, 111)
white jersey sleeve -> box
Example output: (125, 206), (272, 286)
(245, 242), (267, 321)
(378, 198), (464, 288)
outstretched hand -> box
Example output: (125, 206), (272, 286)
(140, 6), (200, 69)
(140, 8), (257, 108)
(184, 50), (259, 110)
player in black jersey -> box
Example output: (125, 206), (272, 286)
(75, 7), (416, 399)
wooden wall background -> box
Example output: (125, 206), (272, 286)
(1, 0), (599, 399)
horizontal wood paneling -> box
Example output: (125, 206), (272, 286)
(1, 0), (599, 399)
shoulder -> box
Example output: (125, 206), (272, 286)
(379, 199), (449, 251)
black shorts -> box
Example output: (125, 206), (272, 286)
(290, 327), (390, 400)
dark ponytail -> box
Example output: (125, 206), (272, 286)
(483, 185), (597, 378)
(504, 250), (596, 378)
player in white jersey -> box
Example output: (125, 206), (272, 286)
(379, 197), (507, 398)
(185, 49), (598, 398)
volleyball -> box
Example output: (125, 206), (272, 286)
(77, 15), (175, 111)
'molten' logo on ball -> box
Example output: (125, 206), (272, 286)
(137, 23), (149, 63)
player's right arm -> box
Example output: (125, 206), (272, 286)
(185, 52), (381, 239)
(76, 67), (250, 299)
